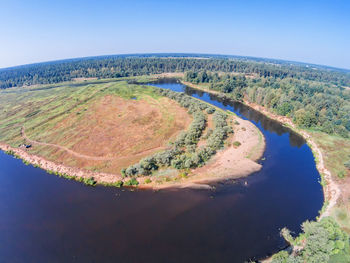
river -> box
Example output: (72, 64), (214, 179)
(0, 79), (323, 262)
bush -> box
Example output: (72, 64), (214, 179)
(4, 150), (15, 156)
(206, 107), (215, 114)
(337, 171), (346, 178)
(203, 128), (213, 139)
(271, 251), (289, 263)
(124, 178), (139, 186)
(179, 172), (188, 178)
(114, 180), (123, 187)
(121, 168), (126, 178)
(144, 178), (152, 184)
(84, 177), (97, 186)
(233, 141), (241, 147)
(335, 125), (349, 138)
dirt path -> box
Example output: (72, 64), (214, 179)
(22, 127), (115, 161)
(22, 127), (167, 162)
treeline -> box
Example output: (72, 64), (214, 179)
(271, 217), (350, 263)
(1, 55), (350, 89)
(185, 71), (350, 138)
(122, 87), (233, 177)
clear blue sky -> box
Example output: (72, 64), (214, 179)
(1, 0), (349, 69)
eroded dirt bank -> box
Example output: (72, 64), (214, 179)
(0, 142), (121, 184)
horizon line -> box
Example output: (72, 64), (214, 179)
(1, 52), (349, 73)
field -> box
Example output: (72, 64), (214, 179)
(309, 130), (350, 231)
(0, 77), (266, 188)
(0, 80), (192, 174)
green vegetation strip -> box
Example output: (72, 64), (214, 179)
(122, 87), (233, 177)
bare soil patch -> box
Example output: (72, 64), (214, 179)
(191, 118), (264, 183)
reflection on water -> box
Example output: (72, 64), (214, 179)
(0, 78), (323, 263)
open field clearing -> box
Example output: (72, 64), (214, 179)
(0, 77), (265, 188)
(0, 81), (192, 174)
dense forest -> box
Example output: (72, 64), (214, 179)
(184, 70), (350, 138)
(1, 54), (350, 89)
(1, 54), (349, 138)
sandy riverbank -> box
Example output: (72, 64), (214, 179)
(139, 115), (265, 189)
(0, 108), (265, 190)
(181, 80), (339, 218)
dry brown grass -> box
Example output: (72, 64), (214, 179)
(25, 94), (192, 174)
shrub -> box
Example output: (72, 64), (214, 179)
(337, 171), (346, 178)
(4, 150), (15, 156)
(206, 107), (215, 114)
(203, 128), (213, 139)
(187, 144), (196, 153)
(271, 251), (289, 263)
(179, 172), (188, 178)
(22, 160), (30, 165)
(144, 178), (152, 184)
(114, 180), (123, 187)
(121, 168), (126, 178)
(233, 141), (241, 147)
(84, 177), (97, 186)
(124, 178), (139, 186)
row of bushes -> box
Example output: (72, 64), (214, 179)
(123, 90), (208, 177)
(173, 112), (233, 169)
(156, 88), (216, 114)
(173, 111), (206, 147)
(122, 88), (233, 177)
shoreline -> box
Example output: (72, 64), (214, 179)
(0, 81), (265, 189)
(0, 110), (265, 190)
(180, 80), (339, 219)
(140, 116), (265, 189)
(0, 76), (336, 209)
(0, 142), (122, 185)
(0, 117), (265, 190)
